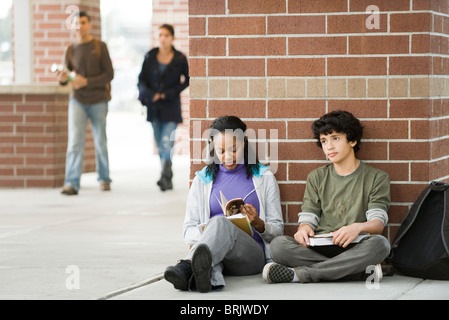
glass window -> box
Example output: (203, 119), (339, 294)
(0, 0), (13, 84)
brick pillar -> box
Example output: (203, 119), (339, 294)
(152, 0), (190, 156)
(188, 0), (449, 242)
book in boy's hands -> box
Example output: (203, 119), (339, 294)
(309, 233), (368, 246)
(215, 190), (255, 236)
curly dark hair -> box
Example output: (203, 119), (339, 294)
(311, 110), (364, 153)
(206, 116), (260, 181)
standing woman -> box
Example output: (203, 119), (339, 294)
(138, 24), (189, 191)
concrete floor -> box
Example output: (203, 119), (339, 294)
(1, 111), (448, 300)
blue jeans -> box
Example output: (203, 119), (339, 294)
(64, 98), (111, 191)
(151, 118), (178, 162)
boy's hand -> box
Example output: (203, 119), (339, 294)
(56, 71), (68, 83)
(294, 224), (314, 247)
(331, 223), (362, 248)
(72, 73), (88, 89)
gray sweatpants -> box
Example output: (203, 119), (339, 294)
(186, 216), (266, 287)
(270, 235), (390, 283)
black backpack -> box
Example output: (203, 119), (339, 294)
(388, 181), (449, 280)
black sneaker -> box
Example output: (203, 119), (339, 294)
(164, 260), (192, 291)
(263, 262), (295, 284)
(191, 244), (212, 293)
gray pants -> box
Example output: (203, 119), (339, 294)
(186, 216), (265, 287)
(270, 235), (390, 283)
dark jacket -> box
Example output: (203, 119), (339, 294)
(138, 47), (189, 123)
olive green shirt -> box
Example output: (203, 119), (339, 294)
(300, 161), (390, 235)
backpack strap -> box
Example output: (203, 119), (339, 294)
(442, 183), (449, 255)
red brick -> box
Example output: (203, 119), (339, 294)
(268, 15), (325, 34)
(278, 142), (324, 161)
(208, 59), (265, 77)
(350, 0), (411, 12)
(0, 115), (23, 123)
(16, 168), (45, 176)
(390, 99), (431, 118)
(328, 57), (387, 76)
(390, 141), (430, 160)
(0, 168), (14, 176)
(228, 0), (285, 14)
(189, 100), (207, 118)
(390, 13), (432, 32)
(289, 163), (324, 181)
(0, 95), (23, 103)
(391, 183), (427, 203)
(208, 17), (266, 35)
(410, 120), (430, 139)
(412, 34), (431, 53)
(328, 100), (388, 118)
(271, 162), (287, 181)
(368, 162), (409, 182)
(349, 35), (409, 54)
(244, 120), (287, 139)
(0, 179), (25, 188)
(432, 137), (449, 159)
(36, 4), (62, 11)
(189, 0), (225, 15)
(0, 156), (24, 165)
(363, 120), (409, 139)
(411, 162), (429, 181)
(327, 14), (388, 34)
(0, 125), (14, 133)
(267, 58), (325, 76)
(0, 146), (14, 154)
(389, 56), (431, 75)
(27, 179), (58, 188)
(289, 37), (346, 55)
(288, 121), (314, 139)
(278, 183), (306, 202)
(16, 146), (45, 154)
(229, 38), (286, 56)
(289, 0), (347, 13)
(357, 142), (388, 160)
(189, 18), (205, 36)
(189, 38), (226, 56)
(15, 125), (44, 134)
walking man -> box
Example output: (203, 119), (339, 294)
(56, 11), (114, 195)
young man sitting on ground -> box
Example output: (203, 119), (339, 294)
(263, 110), (391, 284)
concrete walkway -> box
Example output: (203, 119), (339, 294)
(1, 111), (448, 300)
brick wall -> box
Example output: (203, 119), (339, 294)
(0, 85), (70, 187)
(188, 0), (449, 241)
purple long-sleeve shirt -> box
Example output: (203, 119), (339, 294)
(210, 164), (264, 249)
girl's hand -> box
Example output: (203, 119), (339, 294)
(240, 204), (265, 233)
